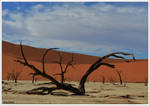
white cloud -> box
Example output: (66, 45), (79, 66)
(32, 4), (44, 12)
(2, 3), (148, 57)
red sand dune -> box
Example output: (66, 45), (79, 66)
(2, 41), (148, 83)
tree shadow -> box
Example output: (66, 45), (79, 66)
(26, 87), (58, 95)
(51, 92), (69, 96)
(26, 86), (90, 96)
(36, 82), (55, 85)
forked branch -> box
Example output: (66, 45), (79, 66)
(11, 70), (22, 83)
(52, 53), (74, 84)
(16, 42), (60, 85)
(116, 70), (123, 85)
(42, 48), (58, 73)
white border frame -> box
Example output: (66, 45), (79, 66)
(1, 0), (149, 2)
(0, 0), (149, 106)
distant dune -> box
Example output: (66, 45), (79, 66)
(2, 41), (148, 82)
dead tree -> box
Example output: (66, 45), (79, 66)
(116, 70), (123, 85)
(144, 77), (148, 86)
(35, 78), (38, 83)
(29, 73), (39, 83)
(16, 41), (135, 95)
(11, 70), (22, 83)
(6, 72), (12, 81)
(102, 76), (105, 84)
(53, 53), (74, 84)
(110, 76), (115, 85)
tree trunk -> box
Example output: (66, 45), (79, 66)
(116, 71), (122, 85)
(78, 63), (114, 93)
(79, 68), (94, 93)
(32, 75), (35, 83)
(102, 76), (105, 84)
(61, 74), (64, 84)
(15, 79), (17, 83)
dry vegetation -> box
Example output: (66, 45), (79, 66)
(15, 42), (135, 95)
(2, 80), (148, 104)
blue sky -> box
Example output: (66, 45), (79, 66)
(2, 2), (148, 59)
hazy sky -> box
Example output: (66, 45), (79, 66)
(2, 2), (148, 59)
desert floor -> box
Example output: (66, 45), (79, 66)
(2, 80), (148, 104)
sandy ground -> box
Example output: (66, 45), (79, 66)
(2, 80), (148, 104)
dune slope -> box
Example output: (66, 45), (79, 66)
(2, 41), (148, 82)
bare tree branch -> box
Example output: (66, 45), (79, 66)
(79, 52), (135, 94)
(58, 52), (63, 73)
(29, 73), (39, 83)
(17, 42), (60, 85)
(42, 48), (58, 73)
(52, 53), (74, 84)
(6, 72), (12, 81)
(93, 62), (115, 70)
(11, 70), (22, 83)
(20, 41), (28, 64)
(111, 54), (129, 62)
(116, 70), (123, 85)
(64, 54), (74, 73)
(102, 52), (135, 61)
